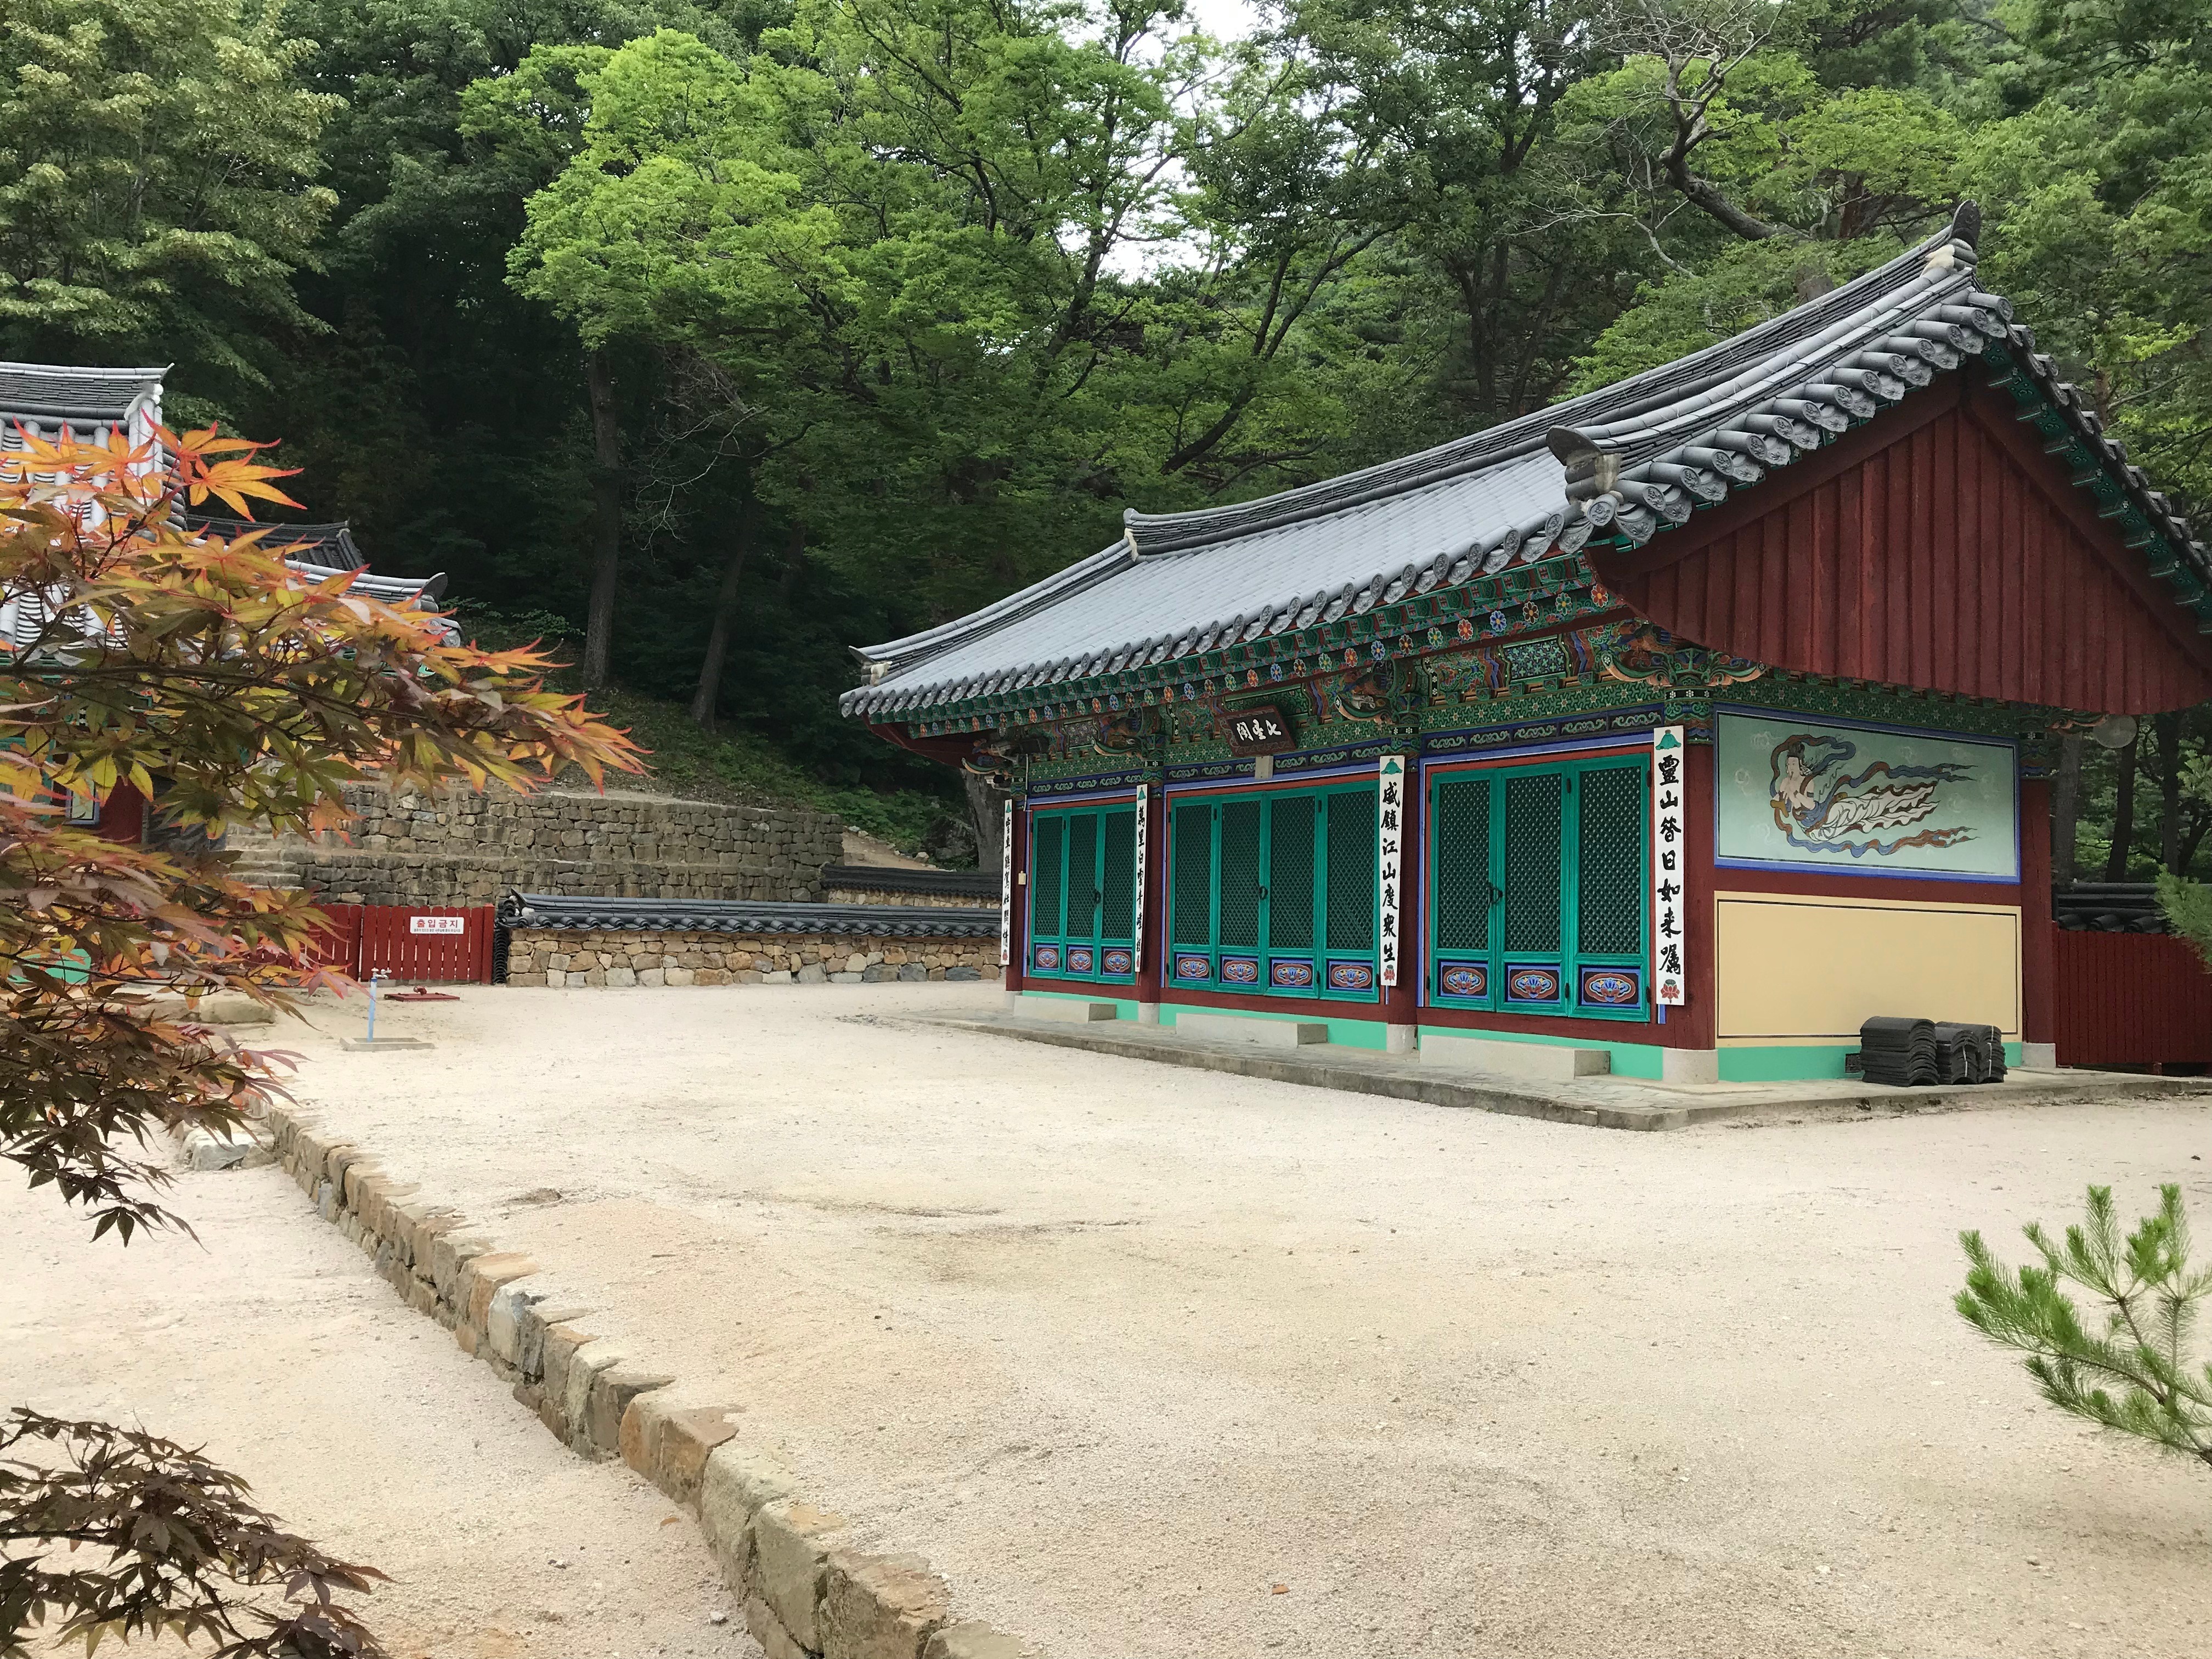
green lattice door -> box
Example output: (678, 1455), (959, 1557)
(1427, 757), (1649, 1019)
(1027, 804), (1138, 983)
(1165, 783), (1380, 1000)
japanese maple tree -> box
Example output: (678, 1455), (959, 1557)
(0, 423), (640, 1655)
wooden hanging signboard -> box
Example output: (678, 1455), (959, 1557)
(1217, 703), (1295, 756)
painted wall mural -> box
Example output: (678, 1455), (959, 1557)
(1715, 711), (2018, 881)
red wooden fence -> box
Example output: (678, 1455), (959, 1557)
(2051, 929), (2212, 1070)
(304, 903), (363, 975)
(296, 903), (493, 984)
(357, 905), (495, 984)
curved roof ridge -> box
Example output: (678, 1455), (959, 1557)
(1116, 211), (1975, 557)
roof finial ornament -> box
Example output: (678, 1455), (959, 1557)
(1548, 427), (1620, 499)
(1951, 200), (1980, 250)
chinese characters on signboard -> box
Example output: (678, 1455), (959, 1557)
(1378, 755), (1406, 988)
(1132, 785), (1149, 973)
(1651, 726), (1686, 1006)
(1218, 703), (1294, 757)
(998, 800), (1013, 968)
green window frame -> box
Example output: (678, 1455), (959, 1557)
(1427, 755), (1649, 1022)
(1165, 782), (1380, 1001)
(1026, 803), (1138, 983)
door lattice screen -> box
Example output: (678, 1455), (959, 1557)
(1171, 803), (1213, 945)
(1268, 795), (1317, 951)
(1217, 800), (1264, 950)
(1577, 768), (1645, 956)
(1064, 815), (1098, 939)
(1502, 774), (1564, 953)
(1432, 778), (1491, 952)
(1031, 815), (1064, 940)
(1325, 788), (1377, 953)
(1429, 757), (1649, 1019)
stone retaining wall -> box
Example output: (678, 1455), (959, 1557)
(252, 783), (842, 908)
(505, 928), (997, 987)
(266, 1104), (1022, 1659)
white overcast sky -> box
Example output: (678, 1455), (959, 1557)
(1179, 0), (1261, 40)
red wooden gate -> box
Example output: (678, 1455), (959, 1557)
(2051, 929), (2212, 1069)
(354, 905), (495, 984)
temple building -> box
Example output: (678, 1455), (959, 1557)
(839, 206), (2209, 1083)
(1, 360), (455, 843)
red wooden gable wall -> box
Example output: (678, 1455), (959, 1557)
(1594, 374), (2212, 712)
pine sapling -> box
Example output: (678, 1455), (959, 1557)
(1956, 1185), (2212, 1471)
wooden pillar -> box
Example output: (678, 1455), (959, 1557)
(1135, 780), (1167, 1022)
(1383, 755), (1421, 1049)
(1003, 801), (1028, 1001)
(2019, 776), (2056, 1056)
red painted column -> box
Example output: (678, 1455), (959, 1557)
(1003, 802), (1028, 999)
(1135, 780), (1168, 1021)
(2019, 776), (2056, 1052)
(1383, 755), (1421, 1048)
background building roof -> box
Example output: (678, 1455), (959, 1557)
(0, 361), (166, 430)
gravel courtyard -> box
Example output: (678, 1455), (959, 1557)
(2, 1130), (743, 1658)
(276, 984), (2209, 1659)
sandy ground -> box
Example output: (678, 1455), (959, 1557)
(2, 1136), (757, 1659)
(259, 986), (2209, 1656)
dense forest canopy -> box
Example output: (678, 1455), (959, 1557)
(2, 0), (2208, 867)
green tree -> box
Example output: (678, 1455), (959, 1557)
(0, 0), (338, 421)
(1966, 0), (2212, 505)
(1959, 1185), (2212, 1474)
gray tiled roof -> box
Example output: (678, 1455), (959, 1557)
(182, 512), (368, 572)
(843, 204), (2205, 721)
(0, 361), (166, 427)
(498, 891), (1001, 937)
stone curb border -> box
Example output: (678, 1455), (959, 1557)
(263, 1103), (1027, 1659)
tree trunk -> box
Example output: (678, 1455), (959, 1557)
(965, 770), (1003, 881)
(2106, 730), (2140, 881)
(582, 347), (623, 690)
(2051, 732), (2084, 886)
(688, 504), (754, 731)
(2156, 712), (2184, 872)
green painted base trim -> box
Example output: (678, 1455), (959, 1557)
(1158, 1000), (1391, 1051)
(1719, 1040), (2030, 1082)
(1418, 1023), (1666, 1080)
(1016, 990), (1143, 1020)
(1719, 1044), (1857, 1082)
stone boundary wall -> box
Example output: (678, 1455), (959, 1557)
(252, 783), (842, 909)
(265, 1103), (1024, 1659)
(505, 928), (996, 987)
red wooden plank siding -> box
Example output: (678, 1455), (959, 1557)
(305, 903), (363, 975)
(2051, 931), (2212, 1069)
(356, 905), (493, 984)
(1598, 378), (2212, 713)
